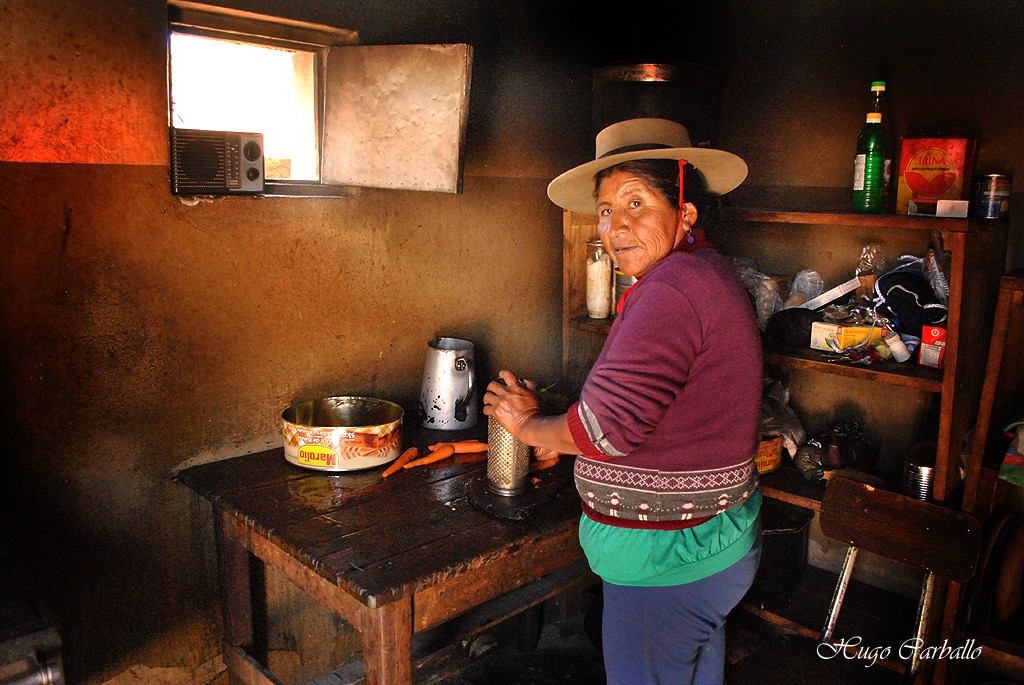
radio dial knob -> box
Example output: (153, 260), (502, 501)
(243, 141), (262, 162)
(246, 167), (260, 182)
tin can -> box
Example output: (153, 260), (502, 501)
(755, 434), (783, 474)
(614, 268), (637, 308)
(970, 174), (1011, 219)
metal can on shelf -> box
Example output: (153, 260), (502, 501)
(970, 173), (1011, 219)
(614, 268), (637, 309)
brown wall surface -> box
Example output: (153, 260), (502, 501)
(1, 0), (1023, 683)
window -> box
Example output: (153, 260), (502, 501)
(169, 34), (318, 180)
(167, 1), (472, 197)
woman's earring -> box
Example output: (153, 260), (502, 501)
(685, 229), (695, 245)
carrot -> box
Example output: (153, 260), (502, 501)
(425, 440), (485, 450)
(449, 441), (488, 454)
(454, 452), (488, 464)
(403, 444), (456, 469)
(530, 457), (559, 471)
(381, 447), (419, 478)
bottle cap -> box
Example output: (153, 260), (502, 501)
(866, 112), (882, 124)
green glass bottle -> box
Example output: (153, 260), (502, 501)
(852, 111), (885, 213)
(870, 81), (893, 207)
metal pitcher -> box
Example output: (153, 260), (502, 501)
(419, 337), (478, 430)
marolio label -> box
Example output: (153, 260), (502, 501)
(298, 444), (339, 467)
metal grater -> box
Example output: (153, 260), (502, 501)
(486, 416), (530, 496)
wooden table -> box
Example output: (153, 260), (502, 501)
(175, 423), (588, 685)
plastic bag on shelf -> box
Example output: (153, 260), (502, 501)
(754, 276), (787, 330)
(794, 421), (879, 479)
(856, 240), (888, 272)
(731, 257), (791, 330)
(924, 249), (950, 305)
(794, 440), (826, 482)
(826, 420), (879, 473)
(784, 269), (824, 309)
(730, 256), (761, 292)
(762, 378), (807, 458)
(928, 230), (952, 298)
(854, 244), (888, 304)
(856, 243), (888, 276)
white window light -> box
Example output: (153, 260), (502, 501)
(169, 33), (318, 181)
(167, 1), (472, 197)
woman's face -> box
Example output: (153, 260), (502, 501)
(595, 169), (690, 278)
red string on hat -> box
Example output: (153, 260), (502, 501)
(678, 158), (687, 208)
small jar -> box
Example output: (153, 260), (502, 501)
(585, 239), (613, 318)
(884, 329), (911, 363)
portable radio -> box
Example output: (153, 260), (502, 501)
(170, 127), (265, 195)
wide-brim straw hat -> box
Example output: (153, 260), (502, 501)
(546, 117), (748, 215)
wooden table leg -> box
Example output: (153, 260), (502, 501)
(214, 508), (256, 683)
(361, 598), (413, 685)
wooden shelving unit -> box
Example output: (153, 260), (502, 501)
(731, 207), (1005, 504)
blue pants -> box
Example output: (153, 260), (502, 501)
(600, 533), (762, 685)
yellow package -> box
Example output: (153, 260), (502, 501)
(809, 322), (885, 352)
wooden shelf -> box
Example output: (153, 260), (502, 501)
(766, 348), (943, 393)
(724, 207), (1000, 233)
(758, 465), (826, 511)
(569, 314), (613, 334)
(568, 316), (944, 393)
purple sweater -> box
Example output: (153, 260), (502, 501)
(568, 239), (762, 529)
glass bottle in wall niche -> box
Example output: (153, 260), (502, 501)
(870, 81), (893, 206)
(852, 111), (886, 213)
(586, 239), (613, 319)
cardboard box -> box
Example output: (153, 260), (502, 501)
(918, 325), (947, 369)
(896, 138), (976, 214)
(810, 321), (886, 352)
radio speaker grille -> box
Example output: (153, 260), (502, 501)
(170, 128), (264, 195)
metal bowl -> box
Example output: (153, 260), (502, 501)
(281, 396), (403, 472)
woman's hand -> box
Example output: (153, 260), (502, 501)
(482, 369), (540, 439)
(483, 370), (579, 455)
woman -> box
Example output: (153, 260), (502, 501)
(483, 118), (763, 685)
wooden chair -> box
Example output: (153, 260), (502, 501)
(818, 477), (983, 680)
